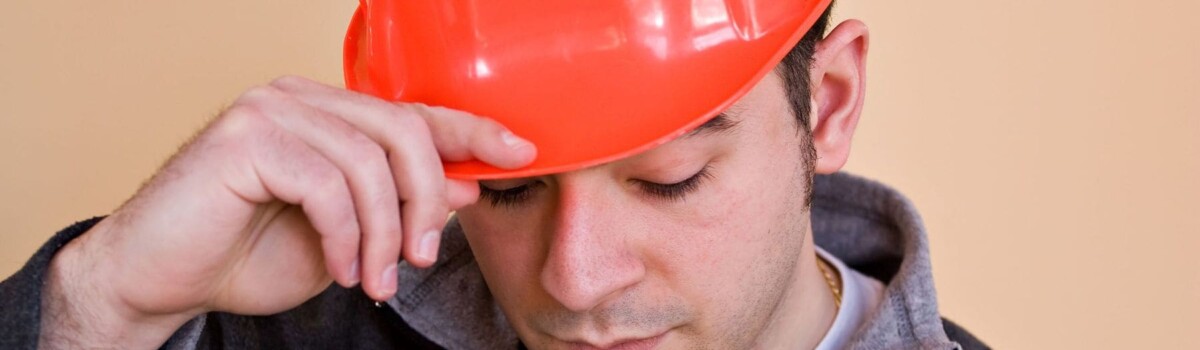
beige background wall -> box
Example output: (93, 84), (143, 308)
(2, 1), (1197, 348)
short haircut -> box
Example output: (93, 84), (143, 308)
(774, 2), (835, 205)
(777, 2), (836, 130)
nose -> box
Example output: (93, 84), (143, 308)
(540, 183), (645, 312)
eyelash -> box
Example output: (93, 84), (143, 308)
(478, 182), (541, 208)
(478, 165), (714, 208)
(637, 164), (713, 201)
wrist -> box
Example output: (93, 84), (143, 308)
(39, 221), (197, 349)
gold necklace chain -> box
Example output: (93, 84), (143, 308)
(815, 256), (842, 309)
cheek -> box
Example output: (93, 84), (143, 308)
(658, 184), (759, 267)
(663, 137), (801, 267)
(647, 130), (807, 340)
(671, 178), (788, 270)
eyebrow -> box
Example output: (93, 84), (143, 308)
(683, 111), (741, 139)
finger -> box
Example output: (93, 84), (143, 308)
(268, 76), (537, 169)
(446, 178), (480, 210)
(269, 77), (534, 268)
(216, 104), (362, 288)
(246, 86), (404, 301)
(262, 140), (362, 288)
(406, 104), (537, 168)
(270, 77), (453, 267)
(378, 113), (448, 268)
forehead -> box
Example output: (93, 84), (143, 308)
(485, 73), (787, 181)
(603, 73), (788, 163)
(674, 71), (788, 141)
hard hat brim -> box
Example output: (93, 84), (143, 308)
(345, 0), (833, 180)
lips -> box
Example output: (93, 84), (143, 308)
(566, 331), (668, 350)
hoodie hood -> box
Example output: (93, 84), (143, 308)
(810, 173), (959, 349)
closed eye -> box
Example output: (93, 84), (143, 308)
(636, 164), (713, 201)
(479, 181), (542, 208)
(479, 165), (713, 207)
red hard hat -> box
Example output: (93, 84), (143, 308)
(344, 0), (832, 179)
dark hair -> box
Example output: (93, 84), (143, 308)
(776, 3), (834, 205)
(777, 3), (835, 130)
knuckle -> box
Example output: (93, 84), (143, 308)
(391, 106), (433, 133)
(399, 103), (453, 130)
(316, 187), (359, 233)
(366, 191), (400, 221)
(340, 142), (395, 187)
(346, 138), (389, 167)
(210, 105), (266, 140)
(238, 84), (285, 104)
(428, 104), (474, 120)
(464, 118), (508, 152)
(398, 102), (430, 115)
(269, 75), (308, 89)
(473, 117), (506, 136)
(410, 175), (449, 211)
(310, 160), (344, 187)
(406, 178), (447, 205)
(380, 108), (435, 151)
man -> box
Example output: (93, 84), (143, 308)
(1, 1), (987, 349)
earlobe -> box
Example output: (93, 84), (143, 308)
(808, 20), (869, 174)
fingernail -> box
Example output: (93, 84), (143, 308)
(500, 130), (530, 149)
(418, 230), (440, 263)
(348, 260), (360, 285)
(379, 263), (397, 298)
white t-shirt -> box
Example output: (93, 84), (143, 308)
(814, 247), (886, 350)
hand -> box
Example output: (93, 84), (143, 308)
(39, 76), (536, 348)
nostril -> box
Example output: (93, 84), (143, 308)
(541, 268), (592, 312)
(540, 253), (646, 313)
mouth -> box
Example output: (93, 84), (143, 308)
(566, 331), (668, 350)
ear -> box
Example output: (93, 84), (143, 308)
(810, 20), (869, 174)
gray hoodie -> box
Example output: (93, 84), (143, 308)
(0, 172), (988, 349)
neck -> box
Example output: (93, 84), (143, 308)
(755, 226), (838, 349)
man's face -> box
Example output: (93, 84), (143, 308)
(456, 72), (814, 349)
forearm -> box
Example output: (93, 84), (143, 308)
(38, 228), (195, 349)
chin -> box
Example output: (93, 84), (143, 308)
(525, 329), (683, 350)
